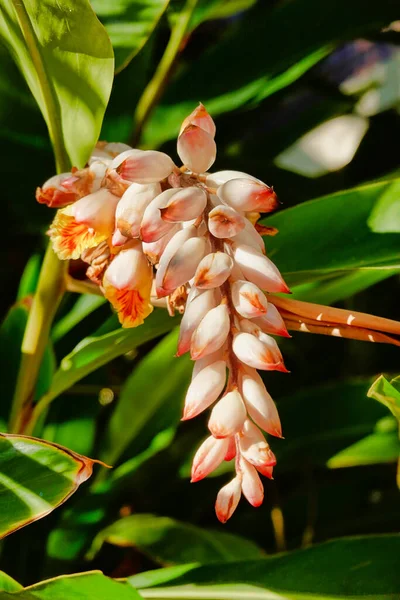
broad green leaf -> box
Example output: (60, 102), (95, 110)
(88, 513), (264, 564)
(367, 179), (400, 233)
(143, 0), (399, 147)
(0, 434), (101, 538)
(328, 429), (399, 468)
(52, 295), (107, 342)
(368, 375), (400, 420)
(0, 301), (55, 429)
(131, 535), (400, 599)
(93, 0), (169, 73)
(0, 572), (22, 593)
(0, 571), (142, 600)
(0, 0), (114, 169)
(290, 268), (400, 304)
(100, 328), (191, 465)
(43, 309), (180, 410)
(16, 254), (41, 301)
(261, 179), (400, 286)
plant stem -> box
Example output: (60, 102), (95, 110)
(9, 246), (68, 433)
(131, 0), (199, 146)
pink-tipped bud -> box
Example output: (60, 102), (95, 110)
(140, 188), (180, 243)
(177, 125), (216, 173)
(208, 389), (247, 438)
(191, 436), (229, 482)
(160, 187), (207, 223)
(232, 331), (286, 372)
(233, 244), (290, 293)
(71, 188), (119, 232)
(142, 226), (179, 264)
(208, 205), (245, 238)
(240, 456), (264, 507)
(177, 288), (217, 356)
(180, 103), (216, 138)
(218, 178), (278, 213)
(112, 228), (128, 247)
(112, 149), (174, 183)
(183, 360), (227, 420)
(224, 436), (237, 461)
(231, 280), (268, 318)
(206, 170), (259, 188)
(194, 252), (233, 289)
(253, 303), (290, 338)
(158, 237), (207, 297)
(241, 368), (282, 437)
(257, 464), (274, 479)
(190, 303), (231, 360)
(239, 320), (286, 370)
(215, 476), (242, 523)
(239, 419), (276, 467)
(232, 218), (265, 253)
(116, 182), (161, 238)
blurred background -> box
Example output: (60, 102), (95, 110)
(0, 0), (399, 586)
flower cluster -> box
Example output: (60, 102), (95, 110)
(38, 104), (400, 522)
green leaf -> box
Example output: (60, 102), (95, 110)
(143, 0), (399, 147)
(16, 254), (41, 301)
(367, 179), (400, 233)
(0, 571), (142, 599)
(52, 295), (107, 342)
(261, 179), (400, 286)
(0, 433), (101, 538)
(0, 0), (114, 169)
(328, 427), (399, 468)
(88, 513), (264, 564)
(0, 301), (55, 429)
(130, 535), (400, 599)
(43, 309), (180, 410)
(100, 328), (191, 465)
(93, 0), (170, 73)
(0, 572), (22, 593)
(368, 375), (400, 421)
(290, 268), (400, 304)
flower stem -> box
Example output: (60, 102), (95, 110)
(9, 246), (67, 433)
(131, 0), (199, 146)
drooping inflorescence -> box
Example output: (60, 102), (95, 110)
(37, 103), (400, 521)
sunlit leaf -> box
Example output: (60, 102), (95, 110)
(368, 375), (400, 421)
(131, 535), (400, 599)
(0, 434), (102, 538)
(262, 179), (400, 286)
(0, 571), (22, 593)
(0, 0), (114, 169)
(0, 571), (142, 599)
(52, 295), (107, 342)
(93, 0), (170, 73)
(88, 513), (264, 564)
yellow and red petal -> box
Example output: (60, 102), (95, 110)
(103, 281), (153, 328)
(48, 209), (107, 260)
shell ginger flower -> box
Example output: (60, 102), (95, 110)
(39, 103), (400, 522)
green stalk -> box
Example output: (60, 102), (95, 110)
(132, 0), (199, 146)
(8, 0), (69, 432)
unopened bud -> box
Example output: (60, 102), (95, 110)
(233, 244), (290, 293)
(183, 360), (226, 420)
(208, 205), (245, 238)
(194, 252), (233, 289)
(208, 389), (247, 438)
(218, 178), (278, 212)
(113, 149), (174, 183)
(178, 125), (216, 173)
(215, 476), (242, 523)
(191, 436), (229, 482)
(191, 303), (230, 360)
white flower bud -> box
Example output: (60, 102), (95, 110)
(231, 280), (268, 318)
(112, 149), (175, 183)
(217, 178), (278, 212)
(71, 188), (119, 231)
(215, 476), (242, 523)
(159, 186), (207, 223)
(241, 368), (282, 437)
(180, 103), (216, 138)
(232, 331), (287, 371)
(208, 389), (247, 438)
(178, 125), (216, 173)
(177, 288), (217, 356)
(240, 456), (264, 507)
(159, 237), (207, 297)
(239, 419), (276, 467)
(253, 302), (290, 337)
(233, 244), (290, 293)
(140, 188), (180, 243)
(142, 226), (179, 264)
(116, 182), (161, 238)
(193, 252), (233, 289)
(191, 303), (231, 360)
(191, 436), (229, 482)
(206, 170), (258, 188)
(183, 360), (227, 420)
(232, 218), (265, 253)
(111, 228), (128, 247)
(208, 205), (245, 239)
